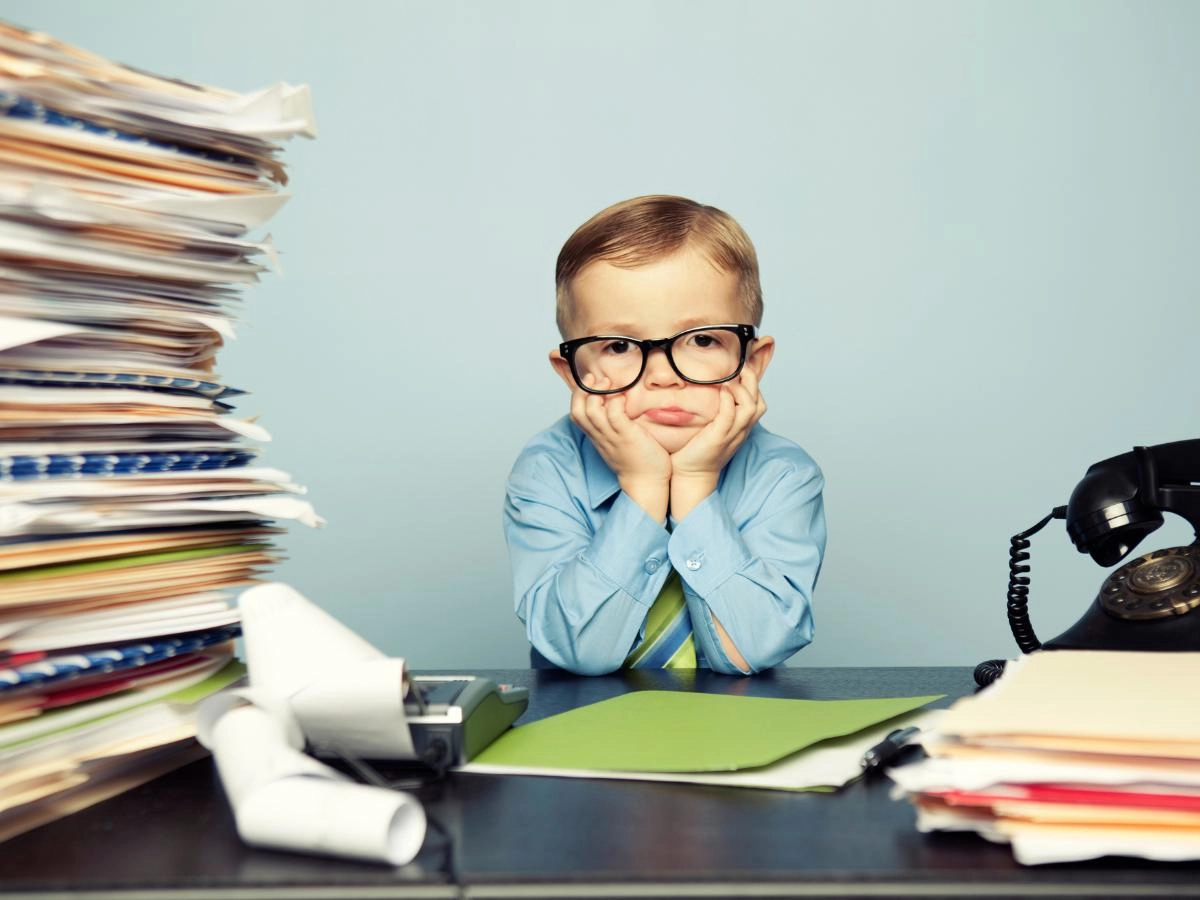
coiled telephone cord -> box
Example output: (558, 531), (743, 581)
(974, 505), (1067, 688)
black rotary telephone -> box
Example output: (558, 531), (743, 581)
(975, 439), (1200, 687)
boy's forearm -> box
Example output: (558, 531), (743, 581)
(711, 614), (751, 673)
(519, 557), (656, 674)
(508, 487), (672, 674)
(669, 472), (718, 522)
(669, 476), (826, 672)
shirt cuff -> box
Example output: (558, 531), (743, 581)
(581, 492), (671, 606)
(666, 491), (751, 596)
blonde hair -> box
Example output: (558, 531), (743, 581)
(555, 195), (762, 337)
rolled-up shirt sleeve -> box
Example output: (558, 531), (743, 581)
(667, 441), (826, 675)
(504, 442), (670, 675)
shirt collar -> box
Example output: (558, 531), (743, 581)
(576, 423), (621, 508)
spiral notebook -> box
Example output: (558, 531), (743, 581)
(0, 625), (242, 694)
(0, 449), (256, 480)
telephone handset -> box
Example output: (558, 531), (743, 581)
(975, 439), (1200, 687)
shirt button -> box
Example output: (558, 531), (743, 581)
(686, 558), (702, 571)
(645, 557), (661, 573)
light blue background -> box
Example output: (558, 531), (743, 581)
(6, 1), (1199, 668)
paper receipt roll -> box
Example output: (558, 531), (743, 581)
(199, 697), (426, 865)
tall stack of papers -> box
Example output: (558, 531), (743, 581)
(891, 651), (1200, 865)
(0, 22), (319, 839)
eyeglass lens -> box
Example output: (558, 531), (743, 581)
(572, 328), (743, 391)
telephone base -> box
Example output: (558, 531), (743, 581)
(1043, 597), (1200, 652)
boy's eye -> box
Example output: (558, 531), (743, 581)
(685, 330), (726, 350)
(601, 339), (634, 355)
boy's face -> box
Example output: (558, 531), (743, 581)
(551, 247), (774, 454)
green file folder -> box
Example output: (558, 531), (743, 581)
(473, 690), (942, 773)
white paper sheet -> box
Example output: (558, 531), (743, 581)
(890, 752), (1200, 795)
(914, 804), (1200, 865)
(0, 386), (216, 410)
(238, 583), (415, 760)
(289, 659), (414, 759)
(1004, 822), (1200, 866)
(0, 495), (318, 536)
(0, 316), (76, 352)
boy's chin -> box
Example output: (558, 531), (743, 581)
(641, 421), (701, 454)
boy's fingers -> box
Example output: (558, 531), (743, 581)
(605, 392), (638, 436)
(572, 376), (613, 442)
(715, 385), (738, 431)
(606, 396), (624, 427)
(739, 366), (760, 397)
(726, 381), (756, 428)
(586, 377), (626, 440)
(569, 383), (589, 427)
(728, 378), (753, 409)
(586, 398), (616, 440)
(747, 378), (767, 423)
(593, 378), (630, 429)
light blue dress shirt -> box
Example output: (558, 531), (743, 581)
(503, 417), (826, 675)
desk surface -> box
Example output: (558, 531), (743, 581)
(3, 666), (1199, 899)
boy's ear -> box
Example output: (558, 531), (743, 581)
(549, 350), (577, 391)
(745, 335), (775, 380)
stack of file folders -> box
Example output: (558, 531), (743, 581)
(890, 650), (1200, 865)
(0, 21), (320, 840)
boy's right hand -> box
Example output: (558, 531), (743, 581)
(570, 375), (671, 522)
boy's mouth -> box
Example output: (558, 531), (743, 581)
(641, 406), (695, 426)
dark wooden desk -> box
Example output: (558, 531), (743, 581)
(3, 667), (1199, 899)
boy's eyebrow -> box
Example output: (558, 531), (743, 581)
(583, 317), (730, 337)
(672, 316), (730, 332)
(580, 321), (640, 337)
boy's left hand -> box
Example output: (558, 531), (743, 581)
(670, 367), (767, 480)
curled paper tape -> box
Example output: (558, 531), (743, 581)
(198, 697), (426, 865)
(237, 776), (426, 866)
(236, 582), (419, 760)
(196, 687), (304, 752)
(289, 658), (415, 759)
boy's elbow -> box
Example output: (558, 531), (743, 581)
(707, 653), (754, 676)
(568, 657), (624, 676)
(735, 623), (815, 675)
(532, 639), (626, 676)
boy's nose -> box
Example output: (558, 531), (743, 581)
(642, 348), (684, 388)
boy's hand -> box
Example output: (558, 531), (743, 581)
(669, 368), (766, 520)
(570, 375), (671, 521)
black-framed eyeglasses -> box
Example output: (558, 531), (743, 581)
(559, 323), (756, 395)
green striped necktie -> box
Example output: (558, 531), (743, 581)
(624, 569), (697, 669)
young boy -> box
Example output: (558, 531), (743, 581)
(503, 195), (826, 675)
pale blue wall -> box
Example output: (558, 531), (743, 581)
(6, 0), (1199, 668)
